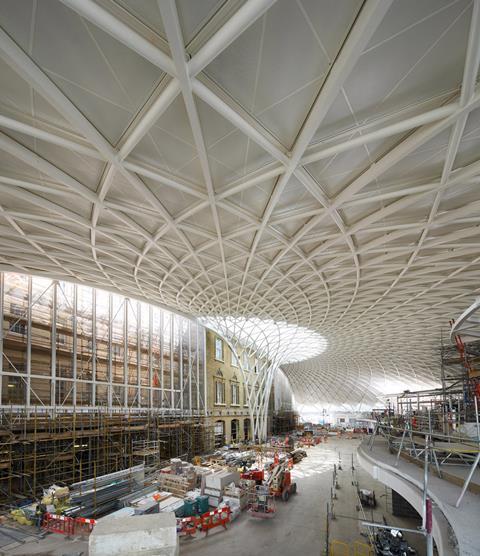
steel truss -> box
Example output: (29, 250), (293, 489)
(0, 0), (479, 409)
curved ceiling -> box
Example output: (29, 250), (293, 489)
(0, 0), (479, 408)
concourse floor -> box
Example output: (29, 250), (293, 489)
(3, 438), (425, 555)
(181, 437), (425, 556)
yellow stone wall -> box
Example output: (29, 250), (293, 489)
(205, 328), (251, 444)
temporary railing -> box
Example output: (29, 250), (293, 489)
(368, 407), (480, 509)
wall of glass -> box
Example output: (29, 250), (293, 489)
(0, 272), (206, 413)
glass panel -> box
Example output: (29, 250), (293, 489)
(30, 277), (53, 377)
(127, 386), (138, 407)
(174, 391), (181, 408)
(198, 327), (205, 410)
(181, 318), (189, 410)
(152, 308), (161, 394)
(3, 273), (28, 377)
(162, 310), (171, 390)
(172, 315), (181, 393)
(111, 294), (124, 384)
(140, 388), (149, 407)
(190, 321), (198, 410)
(95, 291), (110, 382)
(127, 301), (138, 385)
(162, 390), (171, 409)
(215, 337), (223, 360)
(152, 389), (161, 408)
(96, 384), (108, 406)
(77, 285), (93, 381)
(56, 281), (75, 379)
(30, 377), (51, 405)
(139, 303), (149, 386)
(56, 380), (74, 406)
(112, 385), (124, 406)
(2, 375), (26, 404)
(76, 382), (92, 406)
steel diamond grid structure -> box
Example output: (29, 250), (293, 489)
(0, 0), (480, 409)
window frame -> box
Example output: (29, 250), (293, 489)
(112, 342), (122, 358)
(12, 322), (26, 335)
(215, 379), (225, 405)
(231, 381), (240, 406)
(214, 336), (224, 362)
(57, 333), (68, 346)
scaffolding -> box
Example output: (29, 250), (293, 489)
(272, 410), (299, 435)
(0, 407), (214, 504)
(441, 337), (480, 423)
(369, 402), (480, 509)
(394, 333), (480, 433)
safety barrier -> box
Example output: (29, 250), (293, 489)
(43, 513), (96, 537)
(177, 515), (201, 537)
(177, 506), (232, 538)
(199, 506), (231, 535)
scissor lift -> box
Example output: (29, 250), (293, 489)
(247, 485), (276, 519)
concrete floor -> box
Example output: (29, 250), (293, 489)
(1, 437), (427, 555)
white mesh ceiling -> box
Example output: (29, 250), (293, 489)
(0, 0), (479, 408)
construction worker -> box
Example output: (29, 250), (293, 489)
(411, 414), (417, 430)
(34, 501), (46, 531)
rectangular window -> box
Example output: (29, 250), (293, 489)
(112, 343), (122, 357)
(231, 352), (239, 368)
(215, 380), (225, 404)
(10, 303), (24, 316)
(12, 322), (26, 335)
(57, 333), (67, 346)
(215, 337), (224, 361)
(231, 382), (240, 405)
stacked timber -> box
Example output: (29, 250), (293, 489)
(157, 473), (194, 498)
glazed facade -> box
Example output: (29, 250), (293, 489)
(0, 272), (206, 413)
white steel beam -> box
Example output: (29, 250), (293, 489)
(158, 0), (230, 309)
(233, 0), (393, 306)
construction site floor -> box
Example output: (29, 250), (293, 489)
(1, 438), (427, 555)
(181, 437), (426, 556)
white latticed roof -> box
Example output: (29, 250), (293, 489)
(0, 0), (480, 407)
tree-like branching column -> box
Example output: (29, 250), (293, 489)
(202, 317), (327, 441)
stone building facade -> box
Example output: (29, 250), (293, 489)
(205, 328), (254, 446)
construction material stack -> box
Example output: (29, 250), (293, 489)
(204, 470), (240, 508)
